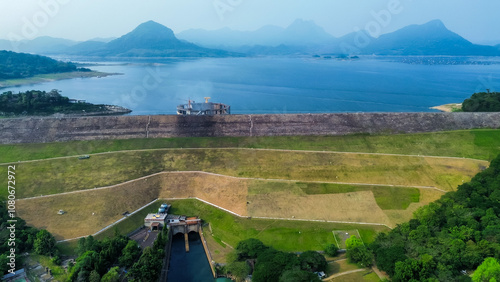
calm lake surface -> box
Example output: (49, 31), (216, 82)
(2, 56), (500, 115)
(168, 233), (214, 282)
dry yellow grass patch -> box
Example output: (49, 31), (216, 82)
(248, 190), (392, 226)
(384, 188), (445, 226)
(421, 157), (488, 191)
(158, 172), (248, 216)
(17, 172), (249, 240)
(17, 175), (163, 240)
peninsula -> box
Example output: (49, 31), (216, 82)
(0, 89), (131, 117)
(0, 50), (117, 88)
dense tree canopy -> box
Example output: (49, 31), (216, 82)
(0, 89), (109, 116)
(230, 239), (323, 282)
(371, 154), (500, 281)
(127, 229), (168, 282)
(345, 235), (373, 267)
(69, 235), (129, 281)
(462, 92), (500, 112)
(0, 50), (89, 79)
(33, 229), (56, 256)
(236, 238), (269, 260)
(0, 203), (39, 275)
(472, 257), (500, 282)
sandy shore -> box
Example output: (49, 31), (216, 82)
(430, 103), (462, 112)
(0, 71), (121, 89)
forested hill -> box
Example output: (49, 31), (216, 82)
(371, 154), (500, 281)
(0, 50), (89, 79)
(0, 90), (131, 116)
(462, 92), (500, 112)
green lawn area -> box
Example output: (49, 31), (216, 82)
(95, 201), (163, 240)
(299, 183), (420, 210)
(167, 199), (388, 253)
(57, 240), (78, 256)
(328, 259), (361, 275)
(328, 271), (381, 282)
(1, 129), (499, 164)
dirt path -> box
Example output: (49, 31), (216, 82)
(372, 265), (390, 280)
(323, 269), (367, 281)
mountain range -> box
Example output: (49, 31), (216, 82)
(1, 19), (499, 57)
(178, 19), (500, 56)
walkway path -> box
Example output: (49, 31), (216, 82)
(323, 269), (367, 281)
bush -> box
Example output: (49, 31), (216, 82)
(324, 244), (339, 257)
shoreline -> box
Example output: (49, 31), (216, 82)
(0, 105), (132, 119)
(0, 71), (121, 89)
(430, 103), (462, 112)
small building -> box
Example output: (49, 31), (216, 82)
(166, 214), (186, 225)
(177, 98), (230, 115)
(144, 213), (168, 231)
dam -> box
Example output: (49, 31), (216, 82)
(1, 112), (500, 144)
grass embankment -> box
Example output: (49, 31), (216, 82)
(0, 71), (117, 88)
(1, 129), (499, 163)
(0, 148), (485, 200)
(16, 172), (417, 240)
(168, 199), (388, 262)
(1, 130), (497, 260)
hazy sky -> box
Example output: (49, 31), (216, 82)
(1, 0), (499, 44)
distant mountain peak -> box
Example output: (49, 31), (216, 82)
(424, 19), (446, 28)
(283, 18), (334, 45)
(287, 19), (326, 32)
(129, 20), (176, 39)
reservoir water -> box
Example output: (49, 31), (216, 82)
(167, 233), (214, 282)
(2, 56), (499, 115)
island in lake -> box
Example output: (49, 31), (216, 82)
(0, 89), (131, 117)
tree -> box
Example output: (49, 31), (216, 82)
(33, 229), (56, 256)
(462, 92), (500, 112)
(345, 235), (363, 249)
(119, 240), (141, 268)
(226, 261), (250, 282)
(345, 235), (373, 267)
(324, 244), (339, 257)
(371, 245), (406, 276)
(393, 257), (435, 282)
(279, 269), (321, 282)
(252, 249), (299, 282)
(299, 251), (327, 272)
(88, 270), (100, 282)
(236, 238), (269, 260)
(0, 254), (9, 275)
(101, 266), (120, 282)
(128, 247), (163, 282)
(473, 257), (500, 282)
(346, 245), (373, 267)
(68, 251), (100, 282)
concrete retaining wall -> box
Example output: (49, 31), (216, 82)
(1, 112), (500, 144)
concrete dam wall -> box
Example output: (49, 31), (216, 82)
(1, 112), (500, 144)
